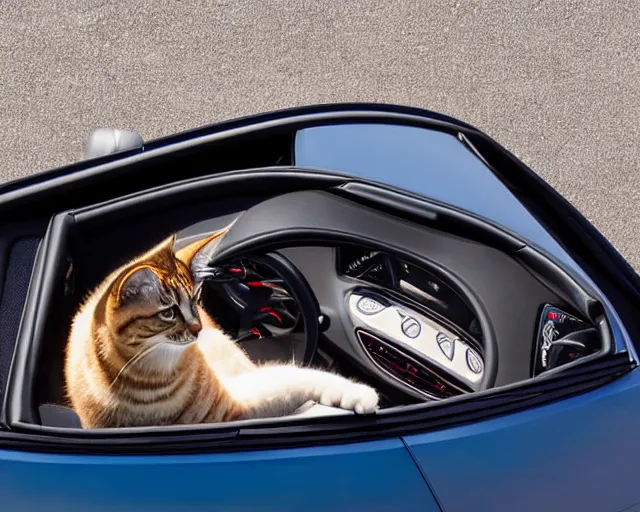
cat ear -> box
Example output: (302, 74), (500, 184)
(105, 235), (176, 307)
(141, 234), (177, 261)
(114, 266), (163, 307)
(175, 225), (232, 273)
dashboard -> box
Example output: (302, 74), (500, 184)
(200, 241), (601, 403)
(177, 189), (604, 405)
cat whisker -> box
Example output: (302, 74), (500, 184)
(193, 268), (219, 281)
(109, 341), (168, 390)
(194, 281), (204, 301)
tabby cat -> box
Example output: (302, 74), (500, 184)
(64, 230), (379, 428)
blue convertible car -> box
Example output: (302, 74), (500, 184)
(0, 104), (639, 511)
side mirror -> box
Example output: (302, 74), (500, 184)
(83, 128), (143, 159)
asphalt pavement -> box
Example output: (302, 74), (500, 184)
(1, 1), (639, 266)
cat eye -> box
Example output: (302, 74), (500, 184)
(157, 307), (177, 322)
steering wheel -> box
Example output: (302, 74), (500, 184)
(241, 252), (321, 365)
(197, 252), (321, 366)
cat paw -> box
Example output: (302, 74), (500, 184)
(320, 383), (379, 414)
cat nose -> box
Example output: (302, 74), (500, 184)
(187, 319), (202, 335)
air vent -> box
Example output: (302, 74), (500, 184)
(357, 330), (462, 400)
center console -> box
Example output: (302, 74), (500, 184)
(337, 247), (486, 400)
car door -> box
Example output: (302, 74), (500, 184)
(0, 438), (440, 512)
(403, 368), (640, 512)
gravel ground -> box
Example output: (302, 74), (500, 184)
(1, 0), (639, 265)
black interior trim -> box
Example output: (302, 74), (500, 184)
(0, 353), (631, 454)
(335, 182), (525, 254)
(0, 236), (41, 424)
(0, 220), (48, 308)
(0, 133), (295, 218)
(511, 249), (614, 378)
(4, 213), (76, 426)
(238, 354), (632, 439)
(512, 247), (604, 324)
(72, 170), (346, 226)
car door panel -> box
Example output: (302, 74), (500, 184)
(0, 438), (440, 512)
(404, 370), (640, 512)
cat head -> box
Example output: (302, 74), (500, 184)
(93, 230), (226, 372)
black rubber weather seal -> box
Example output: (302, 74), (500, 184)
(0, 352), (632, 455)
